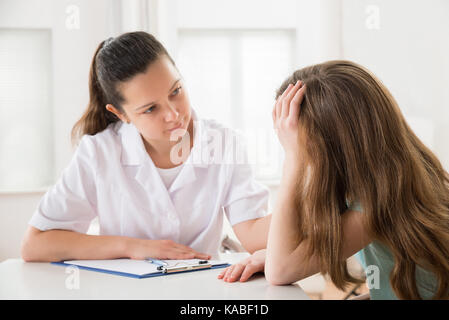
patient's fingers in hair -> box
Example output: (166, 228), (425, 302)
(276, 83), (293, 120)
(282, 81), (301, 118)
(289, 83), (306, 121)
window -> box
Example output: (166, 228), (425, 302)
(0, 29), (53, 191)
(177, 29), (294, 181)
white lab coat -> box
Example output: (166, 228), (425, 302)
(29, 110), (269, 257)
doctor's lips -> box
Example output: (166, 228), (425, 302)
(166, 122), (183, 132)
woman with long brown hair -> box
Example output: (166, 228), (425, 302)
(218, 60), (449, 299)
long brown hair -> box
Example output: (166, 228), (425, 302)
(276, 60), (449, 299)
(71, 31), (174, 145)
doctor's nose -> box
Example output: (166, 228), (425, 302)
(164, 105), (180, 122)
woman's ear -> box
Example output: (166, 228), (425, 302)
(106, 104), (130, 124)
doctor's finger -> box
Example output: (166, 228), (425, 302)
(171, 247), (208, 260)
(192, 251), (212, 260)
(171, 241), (195, 251)
(172, 243), (207, 257)
(173, 245), (211, 259)
(165, 250), (195, 260)
(159, 239), (193, 252)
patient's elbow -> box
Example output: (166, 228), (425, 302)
(265, 271), (290, 286)
(265, 263), (294, 286)
(266, 274), (289, 286)
(265, 260), (309, 286)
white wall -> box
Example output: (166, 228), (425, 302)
(342, 0), (449, 170)
(155, 0), (343, 69)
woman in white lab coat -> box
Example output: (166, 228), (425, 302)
(21, 31), (271, 262)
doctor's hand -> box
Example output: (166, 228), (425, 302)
(217, 249), (266, 283)
(128, 239), (211, 260)
(272, 80), (306, 162)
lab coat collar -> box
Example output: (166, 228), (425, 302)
(118, 122), (147, 167)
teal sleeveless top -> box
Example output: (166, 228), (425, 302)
(348, 201), (440, 299)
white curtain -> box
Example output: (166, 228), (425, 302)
(0, 29), (53, 191)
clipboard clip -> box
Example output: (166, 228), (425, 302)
(145, 258), (168, 271)
(145, 258), (212, 273)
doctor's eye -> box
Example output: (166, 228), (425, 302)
(171, 86), (182, 96)
(144, 106), (156, 114)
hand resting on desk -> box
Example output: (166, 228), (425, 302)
(217, 249), (266, 282)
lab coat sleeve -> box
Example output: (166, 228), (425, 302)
(28, 135), (98, 234)
(222, 134), (269, 226)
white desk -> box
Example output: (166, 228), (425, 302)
(0, 254), (310, 300)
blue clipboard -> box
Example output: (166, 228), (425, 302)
(51, 259), (230, 279)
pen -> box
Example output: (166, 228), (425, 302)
(164, 263), (212, 273)
(145, 259), (212, 273)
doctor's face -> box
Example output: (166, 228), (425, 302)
(115, 55), (192, 145)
